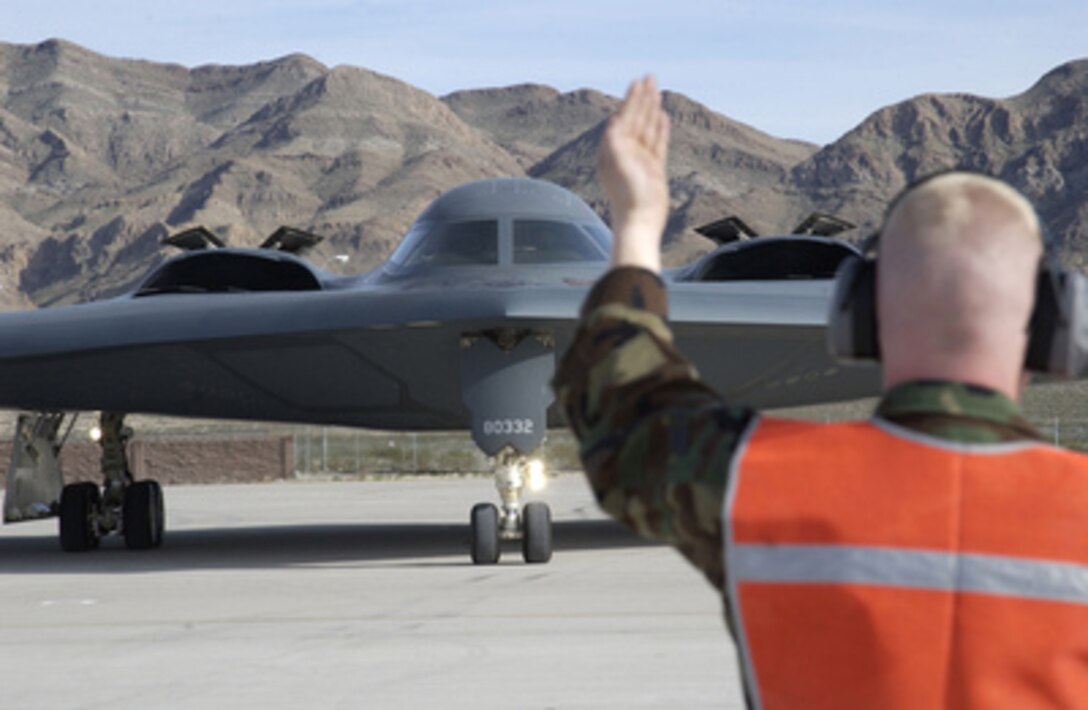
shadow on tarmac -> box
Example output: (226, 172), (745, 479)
(0, 519), (656, 574)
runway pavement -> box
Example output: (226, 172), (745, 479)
(0, 474), (745, 709)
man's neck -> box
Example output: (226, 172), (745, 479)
(882, 362), (1022, 404)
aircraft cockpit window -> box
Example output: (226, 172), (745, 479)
(513, 220), (610, 264)
(584, 225), (613, 254)
(389, 220), (499, 268)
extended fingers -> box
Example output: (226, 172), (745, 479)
(629, 76), (660, 142)
(601, 74), (669, 178)
(614, 78), (640, 129)
(650, 103), (670, 162)
(615, 76), (659, 139)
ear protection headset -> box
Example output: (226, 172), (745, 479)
(827, 174), (1088, 377)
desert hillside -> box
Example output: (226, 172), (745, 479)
(1, 39), (1085, 307)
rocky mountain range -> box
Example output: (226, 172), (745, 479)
(0, 38), (1085, 309)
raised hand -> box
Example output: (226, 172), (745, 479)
(598, 75), (671, 273)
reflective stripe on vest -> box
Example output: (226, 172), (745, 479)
(723, 416), (1088, 710)
(734, 544), (1088, 605)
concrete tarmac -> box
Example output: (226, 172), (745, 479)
(0, 475), (744, 709)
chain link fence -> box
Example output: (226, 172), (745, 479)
(292, 417), (1088, 476)
(7, 413), (1087, 480)
(1033, 417), (1088, 450)
(293, 427), (581, 475)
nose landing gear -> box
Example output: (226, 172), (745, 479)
(469, 448), (552, 565)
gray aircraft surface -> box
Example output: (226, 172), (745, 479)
(0, 177), (878, 563)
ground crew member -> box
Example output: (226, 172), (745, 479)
(554, 75), (1088, 709)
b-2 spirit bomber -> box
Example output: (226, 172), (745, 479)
(0, 178), (878, 564)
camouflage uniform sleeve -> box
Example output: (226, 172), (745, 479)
(553, 267), (754, 591)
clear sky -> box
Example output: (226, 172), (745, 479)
(3, 0), (1085, 145)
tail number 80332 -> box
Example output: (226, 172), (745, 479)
(482, 418), (534, 436)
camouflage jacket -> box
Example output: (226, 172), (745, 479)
(553, 267), (1044, 592)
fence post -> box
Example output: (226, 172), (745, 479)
(281, 436), (294, 479)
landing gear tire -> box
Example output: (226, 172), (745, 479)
(123, 480), (164, 550)
(522, 501), (552, 564)
(59, 482), (101, 552)
(470, 502), (501, 565)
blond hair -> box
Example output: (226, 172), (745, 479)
(883, 172), (1040, 253)
(877, 172), (1043, 397)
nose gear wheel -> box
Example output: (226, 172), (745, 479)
(469, 448), (553, 564)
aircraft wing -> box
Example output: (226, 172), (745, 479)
(0, 283), (573, 430)
(0, 274), (876, 428)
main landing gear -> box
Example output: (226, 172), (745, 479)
(57, 412), (164, 552)
(470, 448), (552, 565)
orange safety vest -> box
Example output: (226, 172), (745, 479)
(725, 416), (1088, 710)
